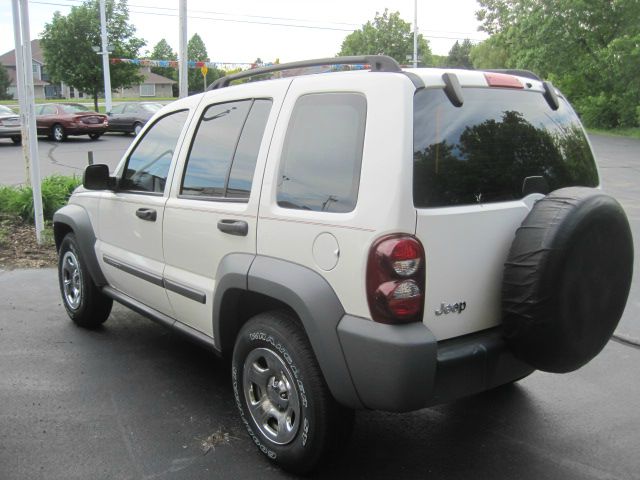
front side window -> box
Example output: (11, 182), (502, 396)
(181, 99), (272, 199)
(277, 93), (367, 213)
(120, 109), (188, 193)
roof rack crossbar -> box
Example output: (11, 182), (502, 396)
(208, 55), (402, 90)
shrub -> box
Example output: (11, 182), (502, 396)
(0, 175), (82, 223)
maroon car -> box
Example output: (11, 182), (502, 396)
(36, 103), (108, 142)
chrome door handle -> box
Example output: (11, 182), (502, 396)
(217, 219), (248, 236)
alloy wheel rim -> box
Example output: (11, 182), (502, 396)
(243, 347), (301, 445)
(61, 250), (82, 310)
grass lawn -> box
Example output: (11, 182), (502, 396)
(587, 127), (640, 139)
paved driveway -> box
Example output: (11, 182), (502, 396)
(0, 269), (639, 480)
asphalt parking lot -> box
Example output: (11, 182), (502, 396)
(1, 134), (639, 479)
(0, 269), (639, 480)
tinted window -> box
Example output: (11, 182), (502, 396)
(182, 99), (272, 199)
(121, 109), (188, 193)
(227, 100), (272, 198)
(413, 88), (599, 208)
(277, 93), (366, 213)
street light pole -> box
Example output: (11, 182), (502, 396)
(413, 0), (418, 68)
(99, 0), (112, 113)
(178, 0), (188, 98)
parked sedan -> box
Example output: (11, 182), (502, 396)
(36, 103), (108, 142)
(0, 105), (21, 145)
(107, 102), (163, 136)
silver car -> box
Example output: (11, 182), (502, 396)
(106, 102), (163, 136)
(0, 105), (21, 145)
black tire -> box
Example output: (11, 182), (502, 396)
(51, 124), (65, 142)
(232, 311), (353, 474)
(88, 132), (102, 140)
(11, 136), (21, 145)
(502, 187), (633, 373)
(58, 233), (112, 328)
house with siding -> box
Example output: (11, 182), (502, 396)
(0, 40), (175, 100)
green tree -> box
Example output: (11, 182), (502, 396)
(187, 33), (209, 92)
(338, 9), (432, 66)
(476, 0), (640, 128)
(41, 0), (145, 111)
(150, 38), (176, 80)
(469, 37), (508, 69)
(446, 39), (474, 68)
(0, 62), (11, 100)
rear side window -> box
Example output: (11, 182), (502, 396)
(413, 88), (598, 208)
(181, 99), (272, 199)
(277, 93), (366, 213)
(120, 109), (188, 193)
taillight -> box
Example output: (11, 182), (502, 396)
(366, 234), (425, 324)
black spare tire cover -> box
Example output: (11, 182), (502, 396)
(502, 187), (633, 373)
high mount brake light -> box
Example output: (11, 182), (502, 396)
(366, 235), (426, 324)
(484, 72), (524, 89)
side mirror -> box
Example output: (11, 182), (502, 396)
(83, 164), (115, 190)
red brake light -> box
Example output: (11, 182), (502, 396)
(366, 235), (425, 324)
(484, 72), (524, 89)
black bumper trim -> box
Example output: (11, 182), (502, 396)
(337, 316), (534, 412)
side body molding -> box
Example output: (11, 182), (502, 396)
(212, 254), (363, 409)
(53, 204), (107, 286)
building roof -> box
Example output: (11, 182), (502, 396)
(0, 39), (45, 66)
(140, 67), (176, 85)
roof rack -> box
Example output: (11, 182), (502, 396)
(208, 55), (402, 90)
(484, 69), (542, 81)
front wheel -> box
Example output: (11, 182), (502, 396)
(133, 122), (143, 136)
(11, 136), (21, 145)
(232, 311), (353, 474)
(58, 233), (112, 328)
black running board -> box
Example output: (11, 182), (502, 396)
(102, 286), (219, 355)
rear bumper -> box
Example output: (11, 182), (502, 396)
(66, 124), (107, 135)
(337, 316), (534, 412)
(0, 126), (21, 137)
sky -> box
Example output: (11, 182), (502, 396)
(0, 0), (487, 65)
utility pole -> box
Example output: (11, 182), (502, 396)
(178, 0), (188, 98)
(11, 0), (44, 244)
(413, 0), (418, 68)
(99, 0), (112, 113)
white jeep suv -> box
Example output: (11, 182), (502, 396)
(54, 56), (633, 474)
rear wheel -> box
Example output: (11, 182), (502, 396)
(88, 132), (102, 140)
(51, 124), (65, 142)
(232, 311), (353, 474)
(58, 233), (112, 328)
(11, 136), (21, 145)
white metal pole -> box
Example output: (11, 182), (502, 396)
(11, 0), (29, 185)
(178, 0), (188, 98)
(413, 0), (418, 68)
(99, 0), (112, 112)
(13, 0), (44, 243)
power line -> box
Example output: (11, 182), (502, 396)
(29, 0), (485, 41)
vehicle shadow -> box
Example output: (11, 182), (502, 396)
(81, 307), (546, 480)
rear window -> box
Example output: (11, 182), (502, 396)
(413, 88), (598, 208)
(61, 104), (90, 113)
